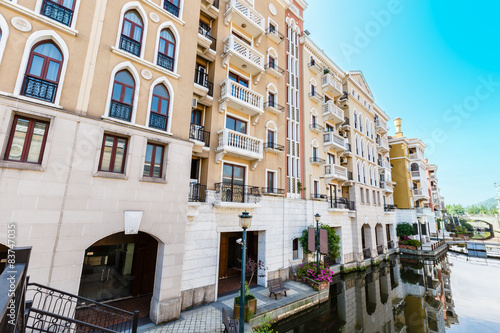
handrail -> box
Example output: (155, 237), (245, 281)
(220, 78), (263, 111)
(217, 128), (263, 155)
(224, 34), (264, 68)
(322, 101), (344, 120)
(225, 0), (265, 30)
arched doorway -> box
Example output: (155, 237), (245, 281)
(78, 232), (158, 304)
(361, 224), (372, 259)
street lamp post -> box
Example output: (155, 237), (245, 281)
(239, 211), (252, 333)
(315, 213), (321, 274)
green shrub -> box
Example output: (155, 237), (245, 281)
(400, 239), (421, 247)
(299, 224), (341, 259)
(397, 222), (416, 237)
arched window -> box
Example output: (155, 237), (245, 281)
(40, 0), (77, 27)
(22, 41), (63, 103)
(357, 161), (361, 182)
(119, 10), (143, 57)
(355, 135), (359, 155)
(157, 29), (176, 71)
(360, 115), (363, 132)
(266, 121), (278, 149)
(149, 84), (170, 131)
(365, 119), (369, 136)
(361, 138), (365, 158)
(109, 70), (135, 122)
(411, 163), (419, 172)
(363, 163), (367, 184)
(354, 112), (358, 129)
(292, 238), (300, 260)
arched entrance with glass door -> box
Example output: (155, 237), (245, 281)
(78, 232), (158, 315)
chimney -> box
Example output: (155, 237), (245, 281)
(394, 117), (403, 138)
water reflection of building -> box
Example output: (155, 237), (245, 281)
(274, 254), (458, 333)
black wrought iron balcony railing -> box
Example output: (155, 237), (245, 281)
(109, 101), (132, 122)
(265, 62), (285, 75)
(149, 112), (168, 131)
(261, 187), (285, 196)
(22, 76), (58, 103)
(189, 183), (207, 202)
(264, 101), (285, 112)
(310, 156), (326, 164)
(310, 122), (325, 132)
(163, 1), (180, 17)
(198, 26), (217, 51)
(215, 182), (261, 204)
(266, 27), (285, 42)
(264, 142), (285, 151)
(119, 35), (141, 57)
(41, 0), (74, 26)
(157, 53), (175, 71)
(328, 197), (349, 209)
(194, 69), (214, 96)
(384, 204), (397, 212)
(310, 193), (327, 200)
(189, 123), (210, 147)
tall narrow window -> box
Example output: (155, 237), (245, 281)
(120, 10), (143, 57)
(22, 41), (62, 103)
(268, 92), (276, 108)
(149, 84), (170, 131)
(41, 0), (75, 26)
(292, 238), (299, 260)
(5, 116), (49, 164)
(157, 29), (176, 71)
(109, 70), (135, 122)
(226, 116), (246, 134)
(267, 171), (275, 192)
(164, 0), (180, 17)
(99, 134), (128, 173)
(143, 143), (164, 178)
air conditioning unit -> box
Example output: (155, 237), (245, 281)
(340, 157), (348, 164)
(192, 98), (198, 109)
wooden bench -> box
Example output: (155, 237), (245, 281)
(268, 278), (290, 300)
(222, 307), (239, 333)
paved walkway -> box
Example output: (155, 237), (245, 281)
(139, 280), (315, 333)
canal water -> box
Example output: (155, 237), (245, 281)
(272, 252), (500, 332)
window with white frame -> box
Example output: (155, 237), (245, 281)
(292, 238), (300, 260)
(266, 170), (277, 193)
(266, 121), (278, 149)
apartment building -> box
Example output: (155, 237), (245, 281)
(389, 118), (433, 241)
(0, 0), (200, 324)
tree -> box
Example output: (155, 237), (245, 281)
(467, 205), (480, 214)
(396, 222), (416, 238)
(299, 224), (341, 260)
(479, 205), (488, 214)
(489, 206), (498, 214)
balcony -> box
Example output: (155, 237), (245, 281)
(109, 101), (132, 122)
(309, 90), (323, 103)
(380, 181), (393, 193)
(416, 207), (432, 216)
(189, 124), (210, 147)
(321, 73), (342, 97)
(197, 26), (217, 55)
(265, 62), (284, 79)
(322, 101), (344, 124)
(264, 101), (285, 115)
(266, 27), (285, 44)
(119, 35), (141, 57)
(201, 0), (220, 20)
(308, 60), (322, 74)
(189, 182), (207, 202)
(324, 164), (348, 181)
(311, 193), (327, 201)
(223, 35), (264, 75)
(328, 197), (350, 210)
(310, 156), (326, 165)
(376, 138), (389, 152)
(215, 182), (261, 204)
(264, 141), (284, 153)
(384, 204), (397, 212)
(157, 53), (175, 71)
(375, 117), (388, 133)
(340, 117), (350, 130)
(41, 0), (73, 26)
(224, 0), (265, 38)
(194, 69), (214, 99)
(309, 122), (325, 134)
(149, 112), (168, 131)
(215, 128), (263, 164)
(22, 76), (58, 103)
(411, 170), (421, 179)
(409, 152), (424, 161)
(413, 189), (429, 201)
(261, 187), (285, 196)
(324, 132), (347, 152)
(219, 79), (264, 118)
(164, 0), (180, 17)
(342, 143), (353, 157)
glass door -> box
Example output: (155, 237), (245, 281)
(223, 164), (245, 203)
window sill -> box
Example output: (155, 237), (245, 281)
(100, 116), (174, 137)
(111, 47), (180, 80)
(140, 176), (167, 184)
(0, 160), (44, 172)
(94, 171), (128, 180)
(0, 92), (63, 109)
(0, 1), (78, 36)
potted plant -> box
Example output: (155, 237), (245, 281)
(233, 258), (266, 322)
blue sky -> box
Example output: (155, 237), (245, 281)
(304, 0), (500, 206)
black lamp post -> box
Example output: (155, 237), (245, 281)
(239, 211), (252, 332)
(315, 213), (321, 274)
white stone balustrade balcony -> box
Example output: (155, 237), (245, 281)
(325, 164), (348, 181)
(324, 132), (347, 152)
(322, 101), (344, 124)
(375, 117), (388, 133)
(224, 0), (265, 38)
(219, 79), (263, 119)
(376, 138), (389, 152)
(222, 35), (264, 76)
(215, 128), (263, 165)
(321, 73), (342, 97)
